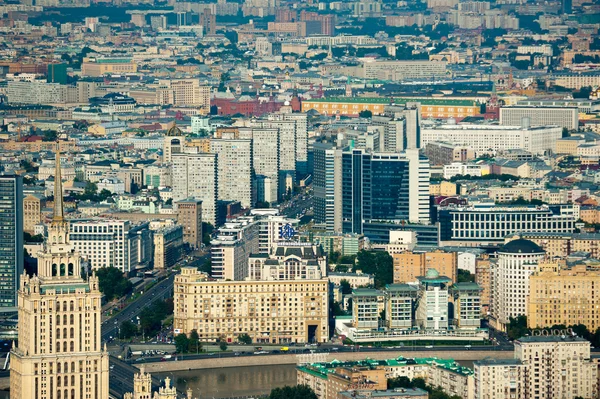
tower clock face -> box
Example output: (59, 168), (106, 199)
(281, 223), (295, 240)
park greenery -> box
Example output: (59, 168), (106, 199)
(139, 298), (174, 337)
(174, 330), (202, 353)
(95, 266), (133, 301)
(268, 385), (318, 399)
(355, 250), (394, 288)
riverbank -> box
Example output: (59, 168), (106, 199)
(140, 350), (513, 373)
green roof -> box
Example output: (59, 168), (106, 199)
(352, 288), (382, 297)
(304, 97), (477, 107)
(451, 282), (482, 291)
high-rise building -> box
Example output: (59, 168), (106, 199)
(416, 269), (451, 330)
(313, 142), (342, 232)
(172, 153), (218, 226)
(239, 127), (280, 204)
(255, 119), (297, 197)
(153, 225), (185, 270)
(0, 175), (23, 311)
(173, 267), (329, 343)
(10, 143), (109, 399)
(274, 112), (309, 177)
(392, 250), (458, 284)
(210, 216), (260, 280)
(247, 243), (326, 281)
(176, 198), (203, 250)
(200, 8), (216, 34)
(163, 125), (186, 164)
(491, 239), (545, 331)
(342, 149), (430, 234)
(210, 139), (254, 208)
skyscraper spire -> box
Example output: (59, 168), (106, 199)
(53, 139), (64, 222)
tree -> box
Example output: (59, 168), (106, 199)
(359, 110), (373, 118)
(24, 232), (44, 243)
(237, 333), (252, 344)
(175, 333), (190, 353)
(355, 250), (393, 288)
(120, 321), (138, 339)
(457, 269), (475, 283)
(139, 298), (173, 336)
(42, 130), (58, 142)
(388, 376), (411, 389)
(507, 315), (529, 340)
(219, 341), (228, 351)
(202, 222), (214, 246)
(562, 127), (570, 138)
(95, 266), (133, 301)
(268, 385), (318, 399)
(340, 280), (352, 295)
(189, 329), (202, 353)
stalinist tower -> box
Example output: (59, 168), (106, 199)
(10, 141), (109, 399)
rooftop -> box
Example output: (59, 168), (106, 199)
(517, 335), (589, 343)
(304, 96), (477, 107)
(499, 238), (544, 254)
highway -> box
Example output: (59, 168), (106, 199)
(102, 274), (175, 342)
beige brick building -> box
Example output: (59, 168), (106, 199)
(173, 267), (329, 343)
(393, 250), (457, 284)
(528, 262), (600, 331)
(176, 198), (203, 250)
(23, 194), (45, 234)
(475, 256), (492, 315)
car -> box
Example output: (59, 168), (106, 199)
(465, 345), (472, 349)
(425, 345), (433, 349)
(234, 352), (241, 356)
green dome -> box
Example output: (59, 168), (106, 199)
(425, 268), (440, 278)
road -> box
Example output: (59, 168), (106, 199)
(102, 274), (175, 342)
(124, 342), (515, 365)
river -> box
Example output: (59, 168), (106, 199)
(157, 361), (476, 399)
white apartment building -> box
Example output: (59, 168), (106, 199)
(553, 73), (600, 89)
(254, 119), (297, 193)
(491, 239), (545, 331)
(473, 359), (528, 399)
(69, 219), (153, 273)
(210, 217), (260, 280)
(421, 123), (562, 155)
(499, 106), (578, 131)
(210, 139), (254, 208)
(515, 336), (597, 399)
(416, 269), (451, 330)
(361, 60), (447, 80)
(253, 212), (299, 254)
(143, 164), (172, 187)
(517, 45), (553, 56)
(172, 153), (217, 225)
(443, 162), (484, 179)
(239, 127), (280, 204)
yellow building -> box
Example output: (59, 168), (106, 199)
(528, 262), (600, 331)
(10, 144), (109, 399)
(173, 267), (329, 343)
(81, 57), (137, 77)
(429, 181), (457, 196)
(393, 250), (458, 284)
(301, 97), (480, 119)
(555, 137), (585, 155)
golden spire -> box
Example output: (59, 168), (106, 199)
(53, 140), (64, 222)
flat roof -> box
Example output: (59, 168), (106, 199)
(303, 97), (478, 107)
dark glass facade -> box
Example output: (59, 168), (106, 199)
(0, 175), (23, 310)
(342, 150), (410, 234)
